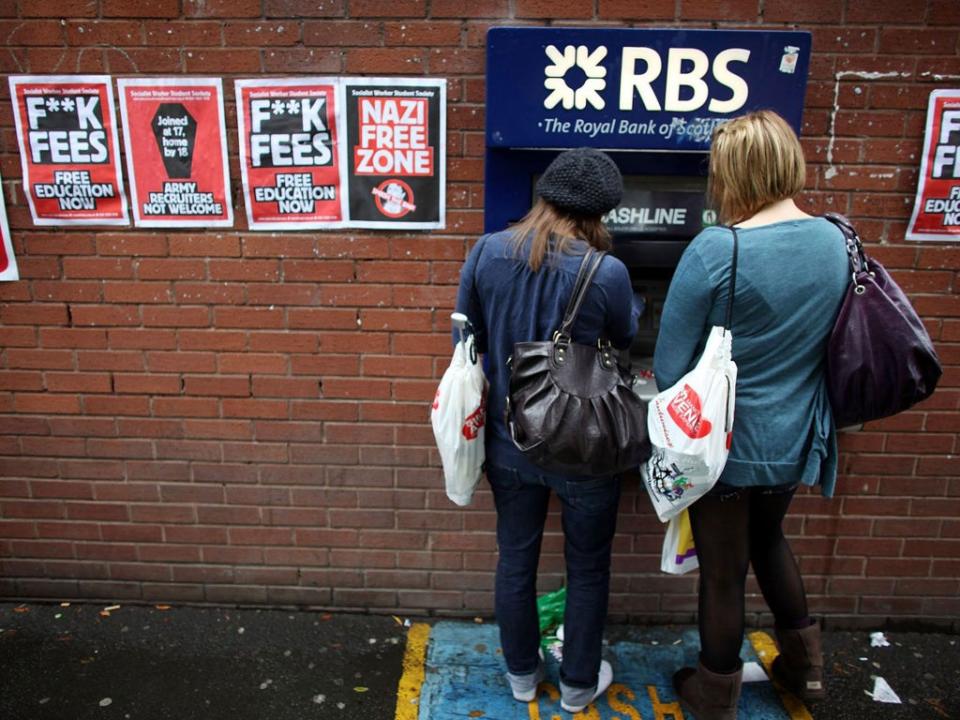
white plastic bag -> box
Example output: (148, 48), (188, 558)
(431, 333), (487, 506)
(643, 325), (737, 522)
(660, 509), (699, 575)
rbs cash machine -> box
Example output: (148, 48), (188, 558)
(485, 27), (811, 370)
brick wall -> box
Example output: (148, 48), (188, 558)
(0, 1), (957, 628)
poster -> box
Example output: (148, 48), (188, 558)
(235, 77), (344, 230)
(341, 78), (446, 229)
(0, 170), (18, 282)
(118, 78), (232, 228)
(907, 89), (960, 241)
(8, 75), (128, 226)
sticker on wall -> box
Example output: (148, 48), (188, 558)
(8, 75), (128, 226)
(235, 77), (344, 230)
(0, 170), (19, 281)
(341, 78), (446, 229)
(117, 78), (233, 228)
(906, 89), (960, 241)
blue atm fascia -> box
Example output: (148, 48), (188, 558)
(484, 27), (812, 237)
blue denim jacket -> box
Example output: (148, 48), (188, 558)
(455, 230), (638, 481)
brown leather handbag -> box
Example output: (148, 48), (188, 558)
(505, 250), (651, 476)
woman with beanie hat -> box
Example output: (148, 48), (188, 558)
(454, 147), (638, 713)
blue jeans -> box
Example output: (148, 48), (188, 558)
(486, 463), (621, 689)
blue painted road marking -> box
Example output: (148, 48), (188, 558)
(417, 623), (794, 719)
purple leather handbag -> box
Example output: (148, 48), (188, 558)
(824, 213), (942, 428)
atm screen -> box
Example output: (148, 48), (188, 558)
(605, 175), (711, 238)
(529, 174), (712, 237)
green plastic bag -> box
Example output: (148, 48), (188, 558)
(536, 586), (566, 649)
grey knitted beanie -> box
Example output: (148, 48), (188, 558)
(535, 147), (623, 216)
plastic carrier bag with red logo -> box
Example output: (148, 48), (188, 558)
(431, 320), (488, 507)
(642, 325), (737, 523)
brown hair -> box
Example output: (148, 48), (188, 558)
(509, 198), (612, 272)
(708, 110), (806, 225)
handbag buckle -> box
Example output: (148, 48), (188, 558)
(598, 339), (615, 369)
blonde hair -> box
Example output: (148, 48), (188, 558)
(708, 110), (806, 225)
(509, 198), (612, 272)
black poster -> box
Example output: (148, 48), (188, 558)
(342, 79), (445, 229)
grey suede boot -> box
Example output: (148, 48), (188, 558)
(771, 620), (825, 701)
(673, 659), (743, 720)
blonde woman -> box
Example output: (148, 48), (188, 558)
(655, 111), (848, 719)
(455, 148), (637, 713)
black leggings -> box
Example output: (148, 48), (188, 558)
(688, 483), (808, 674)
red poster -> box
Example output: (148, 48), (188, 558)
(8, 75), (128, 226)
(907, 89), (960, 242)
(118, 78), (232, 228)
(0, 169), (18, 282)
(235, 78), (344, 230)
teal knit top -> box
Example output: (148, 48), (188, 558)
(653, 218), (849, 496)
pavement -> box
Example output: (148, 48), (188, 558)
(0, 602), (957, 720)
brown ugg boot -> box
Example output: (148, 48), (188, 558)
(673, 658), (743, 720)
(771, 620), (825, 701)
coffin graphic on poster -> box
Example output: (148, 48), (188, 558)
(341, 78), (446, 229)
(118, 78), (233, 228)
(236, 78), (345, 230)
(9, 74), (129, 226)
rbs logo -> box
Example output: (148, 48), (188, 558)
(543, 44), (751, 114)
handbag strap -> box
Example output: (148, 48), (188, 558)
(823, 211), (868, 276)
(725, 227), (739, 331)
(557, 250), (606, 340)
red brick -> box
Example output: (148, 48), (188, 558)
(6, 350), (73, 370)
(261, 47), (342, 72)
(219, 353), (288, 375)
(40, 328), (107, 350)
(597, 0), (674, 18)
(176, 283), (245, 304)
(84, 395), (151, 416)
(0, 371), (44, 392)
(384, 21), (460, 46)
(0, 20), (63, 44)
(1, 304), (67, 325)
(103, 282), (172, 304)
(113, 374), (180, 395)
(357, 261), (429, 284)
(223, 21), (301, 47)
(183, 375), (250, 397)
(62, 258), (134, 280)
(185, 49), (262, 73)
(679, 0), (758, 20)
(144, 20), (222, 45)
(71, 306), (141, 327)
(46, 372), (111, 394)
(214, 307), (284, 329)
(286, 308), (357, 330)
(103, 0), (178, 17)
(77, 351), (144, 372)
(879, 28), (959, 55)
(66, 20), (142, 45)
(184, 0), (261, 17)
(265, 0), (346, 16)
(279, 261), (353, 284)
(33, 281), (101, 303)
(303, 20), (384, 47)
(107, 47), (184, 72)
(345, 48), (424, 74)
(22, 0), (96, 15)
